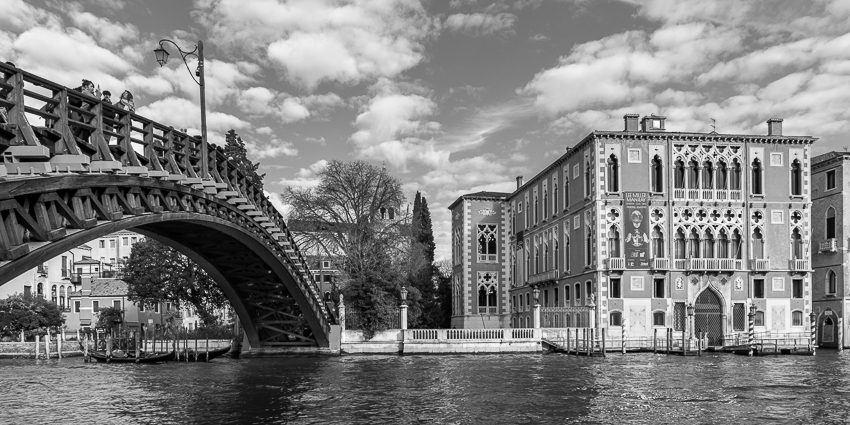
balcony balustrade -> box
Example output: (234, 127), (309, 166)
(651, 257), (670, 270)
(684, 258), (744, 271)
(478, 254), (498, 262)
(673, 259), (687, 270)
(607, 257), (625, 271)
(672, 188), (743, 202)
(790, 259), (810, 271)
(820, 239), (837, 252)
(528, 269), (560, 285)
(477, 307), (498, 314)
(751, 258), (771, 271)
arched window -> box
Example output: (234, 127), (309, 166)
(754, 310), (765, 326)
(730, 159), (742, 190)
(553, 183), (558, 214)
(543, 242), (549, 271)
(565, 313), (571, 327)
(718, 229), (729, 258)
(752, 158), (763, 195)
(610, 311), (622, 326)
(688, 159), (700, 189)
(651, 155), (664, 193)
(51, 285), (57, 304)
(674, 159), (685, 189)
(674, 228), (686, 259)
(791, 228), (803, 260)
(688, 228), (701, 258)
(554, 240), (559, 271)
(534, 246), (540, 274)
(792, 310), (803, 327)
(564, 178), (570, 209)
(607, 154), (619, 193)
(543, 190), (548, 218)
(702, 230), (715, 258)
(827, 269), (837, 294)
(826, 207), (836, 239)
(585, 225), (592, 266)
(790, 159), (802, 196)
(477, 224), (498, 262)
(653, 311), (665, 326)
(564, 283), (570, 302)
(525, 316), (530, 328)
(716, 160), (728, 189)
(752, 228), (765, 259)
(731, 229), (743, 260)
(652, 226), (665, 258)
(584, 161), (592, 197)
(702, 160), (714, 189)
(59, 285), (65, 309)
(533, 193), (539, 225)
(608, 226), (621, 258)
(564, 234), (570, 273)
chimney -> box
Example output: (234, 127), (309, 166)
(516, 175), (523, 189)
(641, 114), (666, 132)
(767, 118), (783, 136)
(624, 114), (640, 132)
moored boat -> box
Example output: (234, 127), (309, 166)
(89, 350), (174, 364)
(173, 344), (232, 362)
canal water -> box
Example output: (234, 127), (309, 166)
(2, 351), (849, 423)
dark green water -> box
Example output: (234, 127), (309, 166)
(2, 351), (848, 423)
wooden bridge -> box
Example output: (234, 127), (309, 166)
(0, 62), (334, 349)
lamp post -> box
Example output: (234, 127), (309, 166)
(399, 286), (408, 330)
(153, 39), (208, 179)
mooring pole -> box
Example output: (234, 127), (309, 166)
(697, 331), (702, 357)
(601, 328), (606, 357)
(810, 311), (817, 355)
(654, 329), (658, 354)
(748, 305), (755, 357)
(682, 327), (686, 355)
(621, 323), (626, 354)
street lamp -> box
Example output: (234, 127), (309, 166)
(400, 286), (408, 306)
(532, 287), (540, 305)
(153, 39), (209, 179)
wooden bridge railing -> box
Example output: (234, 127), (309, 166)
(0, 62), (330, 334)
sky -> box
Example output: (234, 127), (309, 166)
(3, 0), (850, 261)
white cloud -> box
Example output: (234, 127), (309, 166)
(196, 0), (435, 90)
(64, 2), (139, 47)
(137, 97), (250, 132)
(246, 138), (299, 159)
(445, 13), (517, 36)
(279, 159), (327, 189)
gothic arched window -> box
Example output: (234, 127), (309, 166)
(608, 226), (621, 258)
(752, 158), (764, 195)
(607, 154), (619, 193)
(752, 228), (765, 259)
(790, 159), (802, 196)
(674, 159), (685, 189)
(651, 155), (664, 193)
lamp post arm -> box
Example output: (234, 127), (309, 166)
(157, 39), (203, 86)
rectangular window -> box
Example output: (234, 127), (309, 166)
(113, 300), (120, 309)
(99, 240), (105, 248)
(155, 303), (160, 313)
(543, 289), (549, 307)
(74, 301), (80, 313)
(733, 303), (745, 331)
(792, 311), (803, 327)
(793, 279), (803, 299)
(827, 170), (836, 190)
(564, 285), (570, 301)
(610, 278), (621, 298)
(553, 287), (559, 307)
(585, 281), (591, 301)
(122, 237), (129, 246)
(654, 278), (665, 298)
(610, 311), (622, 326)
(754, 279), (765, 298)
(139, 303), (145, 312)
(674, 302), (686, 331)
(109, 239), (116, 248)
(755, 311), (764, 327)
(92, 301), (100, 312)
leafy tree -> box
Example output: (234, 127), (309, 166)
(95, 306), (124, 335)
(435, 259), (453, 328)
(284, 160), (408, 337)
(123, 238), (228, 326)
(225, 129), (265, 191)
(0, 294), (64, 339)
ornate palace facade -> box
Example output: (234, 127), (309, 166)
(450, 115), (816, 344)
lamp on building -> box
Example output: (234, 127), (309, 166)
(152, 38), (209, 179)
(749, 303), (757, 317)
(400, 286), (408, 306)
(533, 287), (540, 305)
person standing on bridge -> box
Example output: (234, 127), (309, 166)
(70, 79), (99, 140)
(115, 90), (135, 113)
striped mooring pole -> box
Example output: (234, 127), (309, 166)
(748, 304), (755, 357)
(810, 311), (817, 354)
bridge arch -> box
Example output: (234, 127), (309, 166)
(0, 175), (331, 348)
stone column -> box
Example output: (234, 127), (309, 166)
(400, 304), (408, 330)
(533, 303), (541, 329)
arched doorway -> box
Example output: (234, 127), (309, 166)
(694, 289), (724, 346)
(821, 313), (838, 347)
